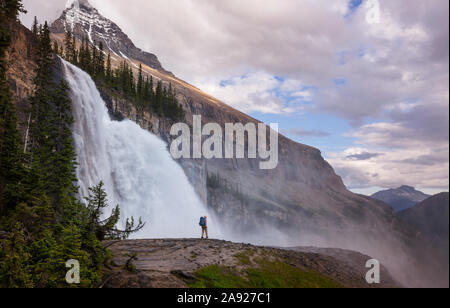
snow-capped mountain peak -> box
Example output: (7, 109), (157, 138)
(52, 1), (170, 74)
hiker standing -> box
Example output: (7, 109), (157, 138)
(200, 216), (208, 239)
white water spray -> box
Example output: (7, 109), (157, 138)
(62, 60), (222, 239)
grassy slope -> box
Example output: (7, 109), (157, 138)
(189, 251), (342, 288)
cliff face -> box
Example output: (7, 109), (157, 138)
(5, 22), (37, 136)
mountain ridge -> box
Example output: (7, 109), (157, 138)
(371, 186), (430, 212)
(398, 192), (449, 246)
(51, 0), (173, 76)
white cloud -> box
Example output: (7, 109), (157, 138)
(198, 72), (308, 114)
(328, 125), (449, 190)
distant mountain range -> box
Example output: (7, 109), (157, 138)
(398, 192), (449, 249)
(371, 186), (430, 212)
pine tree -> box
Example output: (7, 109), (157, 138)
(83, 182), (144, 241)
(136, 63), (144, 119)
(78, 36), (91, 72)
(97, 41), (105, 79)
(63, 30), (73, 62)
(0, 223), (34, 288)
(0, 0), (26, 214)
(0, 78), (25, 213)
(32, 16), (38, 36)
(71, 36), (77, 65)
(91, 41), (97, 76)
(78, 37), (85, 69)
(149, 75), (154, 101)
(143, 76), (150, 107)
(0, 0), (25, 21)
(29, 22), (54, 168)
(155, 80), (163, 116)
(46, 79), (78, 213)
(128, 66), (134, 97)
(137, 63), (143, 100)
(105, 52), (111, 84)
(52, 40), (59, 55)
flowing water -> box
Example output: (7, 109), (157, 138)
(62, 60), (222, 239)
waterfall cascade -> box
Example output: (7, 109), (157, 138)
(62, 60), (222, 239)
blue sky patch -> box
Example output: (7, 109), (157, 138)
(349, 0), (363, 11)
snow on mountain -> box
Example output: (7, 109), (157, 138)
(52, 1), (171, 74)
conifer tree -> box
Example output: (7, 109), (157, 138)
(143, 76), (150, 106)
(52, 40), (59, 55)
(29, 22), (54, 169)
(155, 80), (163, 116)
(0, 0), (26, 214)
(105, 52), (112, 84)
(47, 79), (78, 213)
(149, 75), (154, 101)
(71, 36), (77, 65)
(137, 63), (143, 100)
(83, 182), (145, 241)
(96, 41), (105, 79)
(91, 40), (97, 76)
(32, 16), (38, 36)
(64, 29), (73, 62)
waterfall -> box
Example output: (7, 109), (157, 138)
(62, 59), (222, 239)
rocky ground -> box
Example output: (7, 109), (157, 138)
(101, 239), (399, 288)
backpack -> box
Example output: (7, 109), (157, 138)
(199, 217), (205, 227)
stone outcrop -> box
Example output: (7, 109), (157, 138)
(101, 239), (399, 288)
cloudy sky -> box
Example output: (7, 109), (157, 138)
(20, 0), (449, 195)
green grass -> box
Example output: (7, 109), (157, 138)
(189, 265), (250, 288)
(246, 260), (342, 288)
(188, 259), (342, 289)
(234, 250), (255, 266)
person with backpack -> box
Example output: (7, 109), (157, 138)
(199, 216), (208, 239)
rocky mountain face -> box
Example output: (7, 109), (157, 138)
(399, 193), (449, 248)
(50, 0), (172, 75)
(5, 22), (37, 135)
(2, 4), (441, 286)
(371, 186), (430, 212)
(398, 193), (449, 287)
